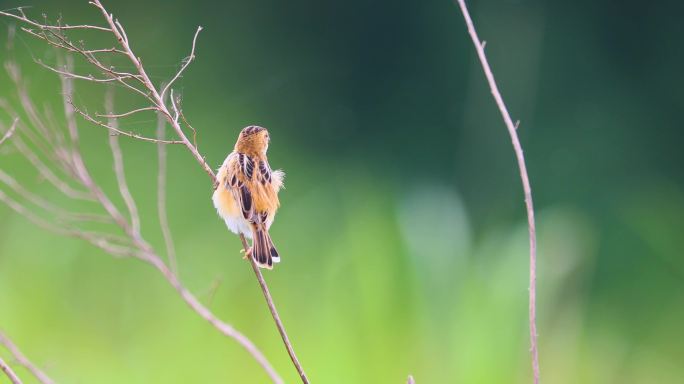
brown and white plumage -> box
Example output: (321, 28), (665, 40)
(212, 126), (284, 269)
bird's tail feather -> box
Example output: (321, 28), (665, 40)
(251, 225), (280, 269)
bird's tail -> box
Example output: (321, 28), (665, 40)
(251, 225), (280, 269)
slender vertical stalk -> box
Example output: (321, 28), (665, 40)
(455, 1), (540, 383)
(156, 102), (178, 274)
(240, 234), (310, 384)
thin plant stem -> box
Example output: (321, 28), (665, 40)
(455, 1), (540, 383)
(157, 109), (178, 274)
(240, 234), (310, 384)
(0, 330), (55, 384)
(0, 356), (22, 384)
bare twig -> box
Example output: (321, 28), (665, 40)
(0, 355), (22, 384)
(0, 330), (55, 384)
(82, 47), (126, 55)
(97, 106), (156, 119)
(70, 102), (183, 144)
(35, 59), (139, 84)
(106, 90), (141, 236)
(169, 89), (181, 125)
(108, 133), (141, 232)
(0, 9), (110, 31)
(4, 63), (95, 193)
(0, 190), (137, 258)
(20, 30), (152, 101)
(0, 117), (18, 145)
(57, 55), (79, 148)
(0, 169), (111, 225)
(11, 134), (94, 201)
(179, 109), (198, 152)
(156, 108), (178, 274)
(455, 1), (540, 383)
(240, 234), (310, 384)
(0, 101), (52, 161)
(160, 26), (202, 100)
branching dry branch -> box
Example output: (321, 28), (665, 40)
(70, 102), (184, 144)
(88, 0), (216, 182)
(0, 41), (283, 384)
(1, 1), (308, 382)
(0, 330), (55, 384)
(2, 87), (284, 384)
(160, 26), (202, 100)
(455, 1), (540, 383)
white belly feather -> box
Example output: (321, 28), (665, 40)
(212, 187), (254, 239)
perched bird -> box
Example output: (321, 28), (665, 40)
(212, 126), (285, 269)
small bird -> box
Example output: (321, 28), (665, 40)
(212, 126), (285, 269)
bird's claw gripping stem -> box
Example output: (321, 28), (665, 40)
(242, 247), (253, 260)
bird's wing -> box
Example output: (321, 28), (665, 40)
(256, 159), (285, 192)
(224, 153), (256, 222)
(226, 153), (283, 227)
(256, 159), (272, 185)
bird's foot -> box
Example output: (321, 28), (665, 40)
(241, 247), (253, 260)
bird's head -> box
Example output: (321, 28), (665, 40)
(235, 125), (270, 156)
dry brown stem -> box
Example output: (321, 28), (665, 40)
(240, 234), (310, 384)
(156, 104), (178, 274)
(1, 1), (308, 382)
(0, 330), (55, 384)
(455, 1), (540, 382)
(0, 355), (22, 384)
(105, 90), (141, 236)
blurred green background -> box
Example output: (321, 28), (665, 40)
(1, 0), (683, 383)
